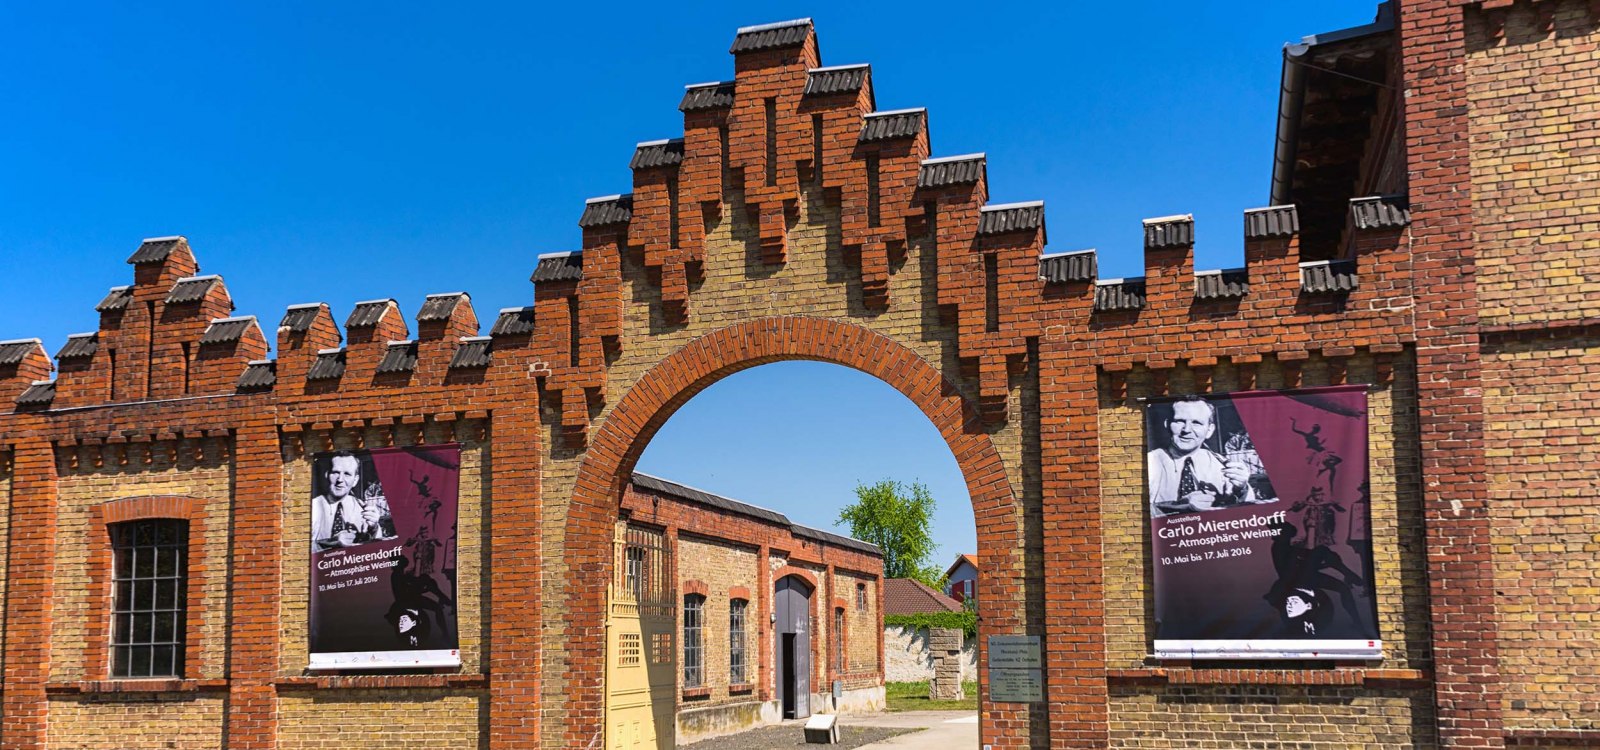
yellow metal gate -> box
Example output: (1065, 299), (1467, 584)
(606, 523), (676, 749)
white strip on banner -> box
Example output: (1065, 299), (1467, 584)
(1155, 639), (1382, 660)
(309, 649), (462, 670)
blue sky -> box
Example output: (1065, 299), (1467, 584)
(0, 3), (1378, 564)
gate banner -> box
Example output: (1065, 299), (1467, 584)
(309, 444), (460, 669)
(1146, 386), (1379, 659)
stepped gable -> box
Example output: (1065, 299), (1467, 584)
(46, 237), (270, 408)
(3, 17), (1418, 440)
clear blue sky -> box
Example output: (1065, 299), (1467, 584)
(0, 3), (1378, 565)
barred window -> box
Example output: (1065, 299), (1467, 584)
(683, 595), (705, 688)
(110, 519), (187, 678)
(729, 599), (748, 684)
(856, 583), (867, 611)
(624, 546), (645, 602)
(833, 607), (845, 674)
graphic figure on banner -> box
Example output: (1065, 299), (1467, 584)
(405, 524), (444, 575)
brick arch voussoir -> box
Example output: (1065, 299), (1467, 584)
(560, 315), (1017, 748)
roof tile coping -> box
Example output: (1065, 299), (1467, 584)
(237, 360), (278, 391)
(531, 251), (584, 284)
(977, 200), (1046, 239)
(0, 338), (45, 366)
(1245, 204), (1300, 238)
(1194, 267), (1251, 299)
(680, 80), (735, 112)
(1299, 259), (1359, 293)
(96, 285), (133, 312)
(1093, 276), (1148, 312)
(345, 299), (398, 329)
(198, 315), (261, 345)
(449, 336), (493, 369)
(57, 333), (98, 360)
(729, 18), (812, 54)
(165, 274), (225, 304)
(804, 64), (870, 97)
(126, 235), (185, 264)
(1349, 194), (1411, 230)
(417, 292), (469, 323)
(630, 138), (685, 170)
(1038, 249), (1098, 283)
(279, 303), (328, 334)
(578, 193), (634, 228)
(917, 153), (986, 189)
(490, 306), (536, 337)
(16, 380), (56, 406)
(1142, 214), (1195, 249)
(859, 107), (927, 143)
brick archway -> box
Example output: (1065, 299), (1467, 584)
(563, 315), (1021, 747)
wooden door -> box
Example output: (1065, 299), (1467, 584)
(774, 575), (813, 719)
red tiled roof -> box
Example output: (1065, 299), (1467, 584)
(883, 578), (963, 616)
(944, 553), (978, 579)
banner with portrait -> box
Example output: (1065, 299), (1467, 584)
(308, 444), (461, 669)
(1145, 386), (1380, 659)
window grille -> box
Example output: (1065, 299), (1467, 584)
(110, 519), (187, 678)
(856, 582), (867, 611)
(683, 595), (705, 687)
(729, 599), (747, 684)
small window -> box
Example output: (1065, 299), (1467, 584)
(110, 519), (188, 678)
(683, 595), (705, 688)
(833, 607), (846, 674)
(856, 583), (867, 611)
(729, 599), (748, 685)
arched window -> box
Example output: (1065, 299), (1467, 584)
(683, 594), (705, 688)
(110, 519), (188, 678)
(729, 598), (748, 685)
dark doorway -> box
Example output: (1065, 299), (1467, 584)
(774, 574), (813, 719)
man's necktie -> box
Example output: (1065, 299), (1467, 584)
(1178, 457), (1197, 498)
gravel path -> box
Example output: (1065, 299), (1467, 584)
(680, 723), (918, 749)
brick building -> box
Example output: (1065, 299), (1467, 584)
(0, 1), (1596, 748)
(618, 473), (885, 744)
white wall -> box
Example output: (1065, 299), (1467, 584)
(883, 625), (977, 683)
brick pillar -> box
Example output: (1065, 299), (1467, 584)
(1039, 345), (1109, 747)
(1, 439), (58, 749)
(225, 416), (282, 748)
(1396, 1), (1506, 746)
(488, 404), (542, 749)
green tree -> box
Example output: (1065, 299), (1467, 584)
(837, 480), (944, 589)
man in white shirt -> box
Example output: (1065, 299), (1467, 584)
(311, 452), (391, 551)
(1147, 398), (1253, 517)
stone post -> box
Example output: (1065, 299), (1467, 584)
(928, 627), (965, 701)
